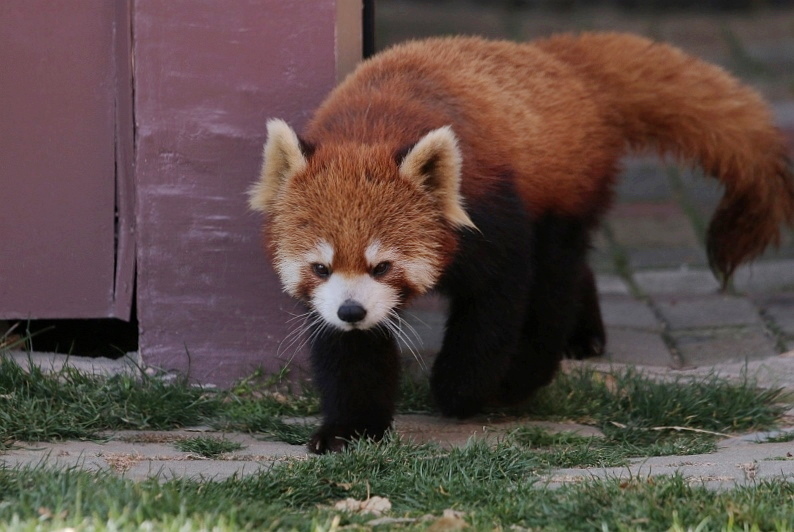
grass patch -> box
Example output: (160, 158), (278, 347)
(525, 366), (784, 442)
(396, 372), (434, 413)
(394, 365), (783, 463)
(509, 426), (716, 469)
(0, 352), (321, 448)
(1, 439), (793, 530)
(173, 436), (244, 458)
(1, 350), (785, 455)
(498, 366), (783, 467)
(210, 367), (320, 444)
(759, 430), (794, 444)
(0, 356), (219, 445)
(214, 407), (316, 446)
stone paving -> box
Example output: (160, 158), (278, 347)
(591, 154), (794, 368)
(543, 439), (794, 490)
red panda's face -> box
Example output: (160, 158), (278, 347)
(249, 120), (475, 332)
(267, 145), (455, 331)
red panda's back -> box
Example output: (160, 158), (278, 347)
(306, 36), (624, 220)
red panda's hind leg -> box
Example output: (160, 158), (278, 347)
(565, 266), (606, 360)
(496, 215), (595, 405)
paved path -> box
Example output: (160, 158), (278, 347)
(543, 439), (794, 490)
(2, 403), (793, 488)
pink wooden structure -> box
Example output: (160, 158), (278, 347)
(1, 1), (363, 385)
(1, 2), (135, 320)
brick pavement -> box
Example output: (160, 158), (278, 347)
(594, 152), (794, 369)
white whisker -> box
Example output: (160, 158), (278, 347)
(395, 312), (424, 349)
(300, 311), (329, 352)
(386, 309), (427, 371)
(401, 309), (430, 329)
(276, 317), (309, 368)
(285, 310), (313, 323)
(276, 307), (326, 370)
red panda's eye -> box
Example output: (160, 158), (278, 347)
(372, 261), (392, 277)
(311, 263), (331, 279)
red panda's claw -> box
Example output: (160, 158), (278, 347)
(307, 423), (388, 454)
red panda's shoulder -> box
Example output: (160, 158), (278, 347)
(306, 37), (623, 220)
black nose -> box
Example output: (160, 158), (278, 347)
(337, 300), (367, 323)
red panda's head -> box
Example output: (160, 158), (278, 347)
(248, 119), (475, 331)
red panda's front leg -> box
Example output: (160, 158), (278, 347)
(307, 327), (401, 453)
(430, 180), (534, 418)
(430, 277), (530, 418)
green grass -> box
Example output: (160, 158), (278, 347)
(0, 356), (219, 445)
(759, 430), (794, 444)
(394, 365), (784, 463)
(0, 356), (321, 448)
(1, 439), (793, 531)
(173, 436), (244, 458)
(526, 366), (784, 442)
(396, 372), (435, 414)
(509, 426), (716, 469)
(1, 352), (792, 530)
(210, 367), (320, 444)
(0, 353), (785, 454)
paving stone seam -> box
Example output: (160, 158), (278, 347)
(634, 292), (685, 369)
(598, 214), (687, 366)
(664, 164), (710, 246)
(665, 323), (775, 335)
(757, 307), (793, 353)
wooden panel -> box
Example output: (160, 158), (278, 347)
(0, 1), (129, 319)
(134, 0), (361, 385)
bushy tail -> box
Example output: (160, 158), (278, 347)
(537, 32), (794, 284)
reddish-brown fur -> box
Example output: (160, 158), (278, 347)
(305, 33), (794, 282)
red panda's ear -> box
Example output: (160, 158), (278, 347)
(399, 126), (476, 230)
(248, 119), (308, 213)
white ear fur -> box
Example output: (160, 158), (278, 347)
(399, 126), (476, 230)
(248, 119), (308, 213)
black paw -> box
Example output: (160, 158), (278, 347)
(495, 352), (563, 406)
(307, 423), (389, 454)
(566, 334), (605, 360)
(430, 370), (486, 419)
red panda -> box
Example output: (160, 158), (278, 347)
(248, 33), (794, 453)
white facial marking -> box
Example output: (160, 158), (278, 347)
(312, 273), (399, 331)
(364, 241), (381, 266)
(274, 240), (335, 297)
(275, 255), (302, 295)
(305, 240), (334, 266)
(365, 240), (399, 267)
(403, 258), (438, 292)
